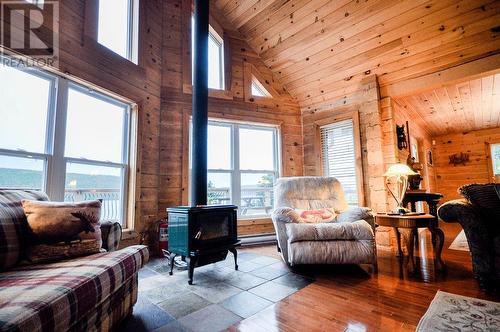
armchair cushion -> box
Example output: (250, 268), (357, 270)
(286, 220), (374, 242)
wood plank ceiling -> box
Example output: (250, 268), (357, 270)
(393, 73), (500, 136)
(214, 0), (500, 124)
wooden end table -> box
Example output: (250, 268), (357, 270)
(375, 213), (445, 273)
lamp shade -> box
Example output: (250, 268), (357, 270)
(383, 163), (417, 177)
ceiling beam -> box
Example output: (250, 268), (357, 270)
(380, 53), (500, 98)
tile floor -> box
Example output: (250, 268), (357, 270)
(119, 252), (314, 332)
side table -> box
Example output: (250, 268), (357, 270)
(375, 213), (445, 273)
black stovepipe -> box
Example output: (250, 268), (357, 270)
(191, 0), (209, 206)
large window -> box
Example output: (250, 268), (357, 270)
(0, 62), (133, 226)
(491, 143), (500, 181)
(191, 18), (225, 90)
(98, 0), (139, 63)
(320, 119), (360, 206)
(191, 121), (279, 218)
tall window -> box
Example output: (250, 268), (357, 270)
(0, 62), (133, 226)
(320, 119), (359, 206)
(190, 121), (279, 217)
(491, 143), (500, 181)
(191, 18), (225, 90)
(98, 0), (139, 63)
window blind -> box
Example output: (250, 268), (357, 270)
(320, 119), (359, 206)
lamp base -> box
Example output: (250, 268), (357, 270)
(388, 206), (411, 215)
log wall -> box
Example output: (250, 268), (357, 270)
(433, 127), (500, 202)
(159, 0), (303, 237)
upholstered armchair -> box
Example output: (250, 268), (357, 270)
(438, 184), (500, 291)
(271, 177), (377, 270)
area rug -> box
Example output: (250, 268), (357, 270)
(416, 291), (500, 331)
(449, 230), (469, 251)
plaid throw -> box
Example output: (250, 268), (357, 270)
(0, 245), (149, 332)
(0, 190), (49, 270)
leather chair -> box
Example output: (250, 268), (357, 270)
(271, 176), (377, 270)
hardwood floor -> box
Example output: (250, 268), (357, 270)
(231, 223), (499, 331)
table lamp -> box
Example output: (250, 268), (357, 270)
(383, 163), (417, 215)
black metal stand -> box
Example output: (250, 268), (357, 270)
(169, 242), (241, 284)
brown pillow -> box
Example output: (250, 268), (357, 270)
(22, 200), (103, 263)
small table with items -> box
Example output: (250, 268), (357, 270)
(375, 213), (445, 273)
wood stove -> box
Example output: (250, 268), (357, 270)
(167, 205), (240, 284)
(166, 0), (239, 285)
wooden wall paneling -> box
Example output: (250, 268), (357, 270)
(213, 0), (499, 133)
(433, 127), (500, 201)
(381, 53), (500, 98)
(0, 0), (165, 242)
(159, 0), (304, 237)
(392, 71), (500, 137)
(257, 0), (396, 61)
(312, 110), (365, 207)
(302, 75), (387, 212)
(273, 0), (468, 78)
(290, 22), (500, 108)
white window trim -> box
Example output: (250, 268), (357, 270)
(208, 26), (225, 90)
(190, 119), (280, 219)
(251, 77), (271, 98)
(98, 0), (139, 64)
(0, 59), (136, 229)
(320, 119), (360, 206)
(191, 16), (225, 90)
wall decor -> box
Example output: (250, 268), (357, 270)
(396, 124), (408, 150)
(449, 152), (469, 166)
(427, 150), (433, 166)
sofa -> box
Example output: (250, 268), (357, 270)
(0, 189), (149, 332)
(438, 183), (500, 291)
(271, 177), (377, 269)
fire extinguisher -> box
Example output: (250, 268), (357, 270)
(158, 219), (169, 257)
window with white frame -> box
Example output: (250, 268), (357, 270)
(0, 62), (133, 227)
(25, 0), (44, 7)
(98, 0), (139, 63)
(251, 79), (271, 97)
(320, 119), (359, 206)
(190, 121), (279, 218)
(491, 143), (500, 177)
(191, 17), (225, 90)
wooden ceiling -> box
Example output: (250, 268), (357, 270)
(393, 73), (500, 136)
(214, 0), (500, 113)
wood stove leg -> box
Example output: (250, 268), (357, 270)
(229, 247), (238, 270)
(187, 256), (198, 285)
(168, 253), (176, 276)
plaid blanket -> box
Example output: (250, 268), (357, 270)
(0, 245), (149, 332)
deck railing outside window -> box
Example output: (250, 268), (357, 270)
(64, 189), (121, 222)
(208, 186), (274, 216)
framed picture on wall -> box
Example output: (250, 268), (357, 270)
(427, 150), (433, 166)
